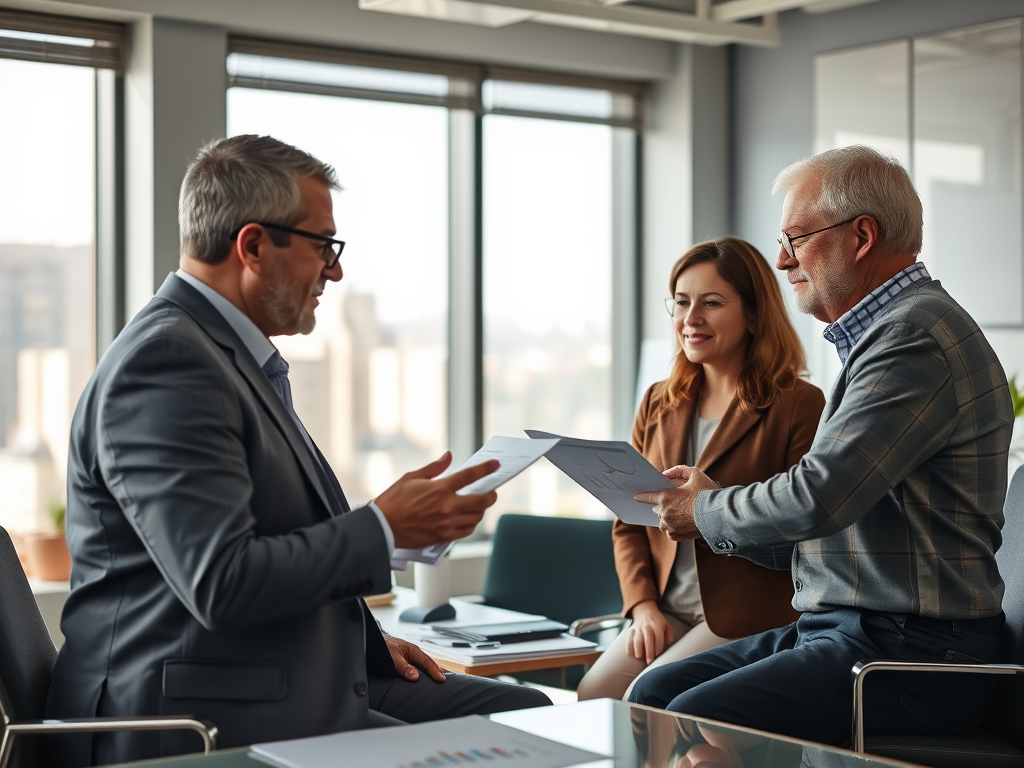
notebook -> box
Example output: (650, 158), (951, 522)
(428, 619), (569, 644)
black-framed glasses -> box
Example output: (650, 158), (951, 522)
(778, 215), (859, 259)
(230, 222), (346, 269)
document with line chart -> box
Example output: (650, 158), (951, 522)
(525, 430), (676, 527)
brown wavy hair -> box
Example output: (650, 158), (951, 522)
(664, 237), (807, 412)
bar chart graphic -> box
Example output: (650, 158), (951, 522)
(400, 746), (531, 767)
(250, 713), (605, 768)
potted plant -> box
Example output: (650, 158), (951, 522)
(26, 499), (72, 582)
(1011, 375), (1024, 461)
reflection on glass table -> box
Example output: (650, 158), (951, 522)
(111, 698), (918, 767)
(490, 699), (918, 768)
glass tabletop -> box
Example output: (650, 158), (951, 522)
(114, 699), (917, 767)
(490, 699), (916, 768)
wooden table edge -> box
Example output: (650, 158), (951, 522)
(429, 650), (602, 676)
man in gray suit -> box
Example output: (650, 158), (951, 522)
(46, 135), (548, 766)
(630, 145), (1012, 744)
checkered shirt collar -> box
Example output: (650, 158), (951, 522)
(823, 262), (931, 364)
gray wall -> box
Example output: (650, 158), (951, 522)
(730, 0), (1024, 385)
(642, 43), (731, 351)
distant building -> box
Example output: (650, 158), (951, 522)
(0, 244), (93, 532)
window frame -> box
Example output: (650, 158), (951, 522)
(0, 9), (126, 358)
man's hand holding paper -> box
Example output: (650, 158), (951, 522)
(391, 436), (560, 567)
(633, 464), (719, 542)
(375, 451), (501, 550)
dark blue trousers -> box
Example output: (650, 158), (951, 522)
(628, 609), (1003, 746)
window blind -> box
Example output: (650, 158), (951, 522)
(0, 9), (124, 72)
(228, 36), (644, 128)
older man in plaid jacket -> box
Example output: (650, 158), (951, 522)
(631, 145), (1013, 746)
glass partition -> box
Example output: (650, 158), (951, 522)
(914, 19), (1022, 326)
(814, 40), (910, 164)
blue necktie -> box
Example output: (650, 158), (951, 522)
(262, 350), (348, 516)
(262, 351), (308, 444)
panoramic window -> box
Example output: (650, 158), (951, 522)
(227, 40), (641, 525)
(482, 114), (615, 525)
(228, 87), (450, 504)
(0, 11), (123, 543)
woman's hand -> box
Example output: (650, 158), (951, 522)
(625, 600), (674, 665)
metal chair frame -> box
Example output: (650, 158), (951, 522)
(0, 523), (218, 768)
(569, 614), (627, 637)
(850, 658), (1024, 753)
(0, 675), (217, 768)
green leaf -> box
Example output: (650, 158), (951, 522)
(1010, 375), (1024, 420)
(47, 499), (66, 532)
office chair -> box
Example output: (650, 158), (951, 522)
(851, 465), (1024, 768)
(0, 526), (217, 768)
(480, 513), (625, 688)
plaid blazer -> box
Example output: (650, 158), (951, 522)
(695, 278), (1012, 619)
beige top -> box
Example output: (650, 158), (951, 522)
(659, 414), (720, 620)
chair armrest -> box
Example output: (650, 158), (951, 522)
(850, 659), (1024, 753)
(0, 715), (218, 768)
(569, 614), (627, 637)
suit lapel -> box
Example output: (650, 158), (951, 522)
(653, 377), (698, 471)
(155, 274), (337, 519)
(696, 395), (761, 471)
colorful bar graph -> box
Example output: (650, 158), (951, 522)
(402, 745), (533, 768)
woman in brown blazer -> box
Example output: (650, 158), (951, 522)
(577, 237), (825, 701)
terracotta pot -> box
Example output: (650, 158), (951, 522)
(8, 530), (34, 578)
(25, 531), (72, 582)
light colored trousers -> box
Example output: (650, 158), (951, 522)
(576, 613), (730, 701)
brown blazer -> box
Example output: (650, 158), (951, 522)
(613, 375), (825, 639)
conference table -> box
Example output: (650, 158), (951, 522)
(110, 698), (922, 767)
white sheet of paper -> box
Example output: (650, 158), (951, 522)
(391, 436), (561, 567)
(525, 430), (676, 526)
(413, 632), (597, 662)
(250, 714), (607, 768)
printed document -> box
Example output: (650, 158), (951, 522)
(250, 714), (607, 768)
(392, 436), (560, 567)
(525, 430), (676, 527)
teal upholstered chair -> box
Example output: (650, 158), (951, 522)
(480, 513), (624, 688)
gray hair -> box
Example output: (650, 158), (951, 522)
(179, 135), (341, 264)
(772, 145), (923, 257)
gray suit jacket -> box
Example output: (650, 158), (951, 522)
(46, 274), (396, 766)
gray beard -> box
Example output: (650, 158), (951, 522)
(794, 239), (859, 321)
(258, 263), (317, 335)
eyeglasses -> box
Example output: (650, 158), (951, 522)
(664, 296), (740, 317)
(777, 216), (859, 259)
(230, 222), (346, 269)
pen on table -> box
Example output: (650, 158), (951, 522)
(451, 641), (501, 649)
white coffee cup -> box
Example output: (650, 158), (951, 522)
(414, 558), (451, 608)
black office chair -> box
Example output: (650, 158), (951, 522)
(480, 513), (625, 688)
(0, 526), (218, 768)
(851, 465), (1024, 768)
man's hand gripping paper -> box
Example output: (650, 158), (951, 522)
(634, 465), (720, 542)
